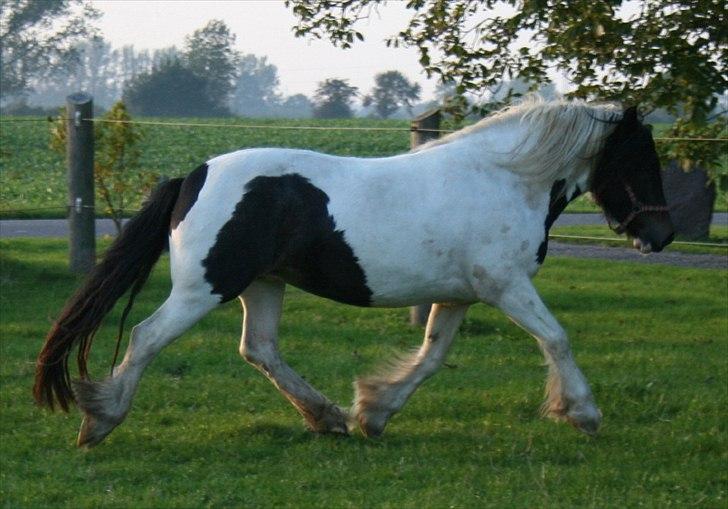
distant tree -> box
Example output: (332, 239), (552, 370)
(123, 59), (226, 117)
(33, 37), (118, 109)
(363, 71), (421, 118)
(313, 79), (358, 118)
(26, 42), (182, 111)
(280, 94), (314, 118)
(231, 54), (282, 117)
(0, 0), (100, 99)
(183, 20), (239, 112)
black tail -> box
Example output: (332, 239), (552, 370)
(33, 178), (184, 411)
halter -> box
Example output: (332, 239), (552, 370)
(607, 182), (670, 234)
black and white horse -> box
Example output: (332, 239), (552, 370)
(34, 99), (674, 447)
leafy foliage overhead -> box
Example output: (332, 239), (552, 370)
(286, 0), (727, 122)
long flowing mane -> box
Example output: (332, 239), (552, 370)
(415, 97), (622, 182)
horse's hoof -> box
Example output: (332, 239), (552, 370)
(305, 405), (351, 435)
(356, 408), (390, 438)
(358, 417), (384, 438)
(353, 377), (395, 438)
(565, 407), (602, 437)
(77, 415), (119, 448)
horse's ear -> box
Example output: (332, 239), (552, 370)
(622, 106), (640, 125)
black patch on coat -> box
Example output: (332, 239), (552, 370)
(171, 163), (208, 230)
(203, 173), (373, 305)
(536, 179), (582, 264)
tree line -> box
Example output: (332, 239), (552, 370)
(1, 5), (423, 119)
(2, 2), (723, 129)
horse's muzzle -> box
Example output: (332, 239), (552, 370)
(634, 226), (675, 254)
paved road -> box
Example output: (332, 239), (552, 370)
(1, 218), (124, 238)
(1, 215), (726, 269)
(556, 212), (728, 226)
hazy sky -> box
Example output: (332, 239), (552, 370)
(95, 0), (441, 101)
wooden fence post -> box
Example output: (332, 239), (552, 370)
(67, 93), (95, 273)
(409, 109), (441, 326)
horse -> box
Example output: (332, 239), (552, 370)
(33, 99), (674, 448)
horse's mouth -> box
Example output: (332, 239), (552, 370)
(632, 238), (653, 254)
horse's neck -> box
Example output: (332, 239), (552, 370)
(452, 119), (593, 201)
(538, 157), (591, 227)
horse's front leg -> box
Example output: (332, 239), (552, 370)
(239, 279), (350, 434)
(354, 302), (469, 437)
(492, 277), (601, 435)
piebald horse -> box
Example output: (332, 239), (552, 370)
(34, 99), (674, 447)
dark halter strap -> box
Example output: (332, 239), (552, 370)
(608, 182), (670, 234)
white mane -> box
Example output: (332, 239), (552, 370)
(415, 96), (622, 183)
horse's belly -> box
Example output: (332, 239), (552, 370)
(351, 253), (477, 307)
(275, 240), (474, 308)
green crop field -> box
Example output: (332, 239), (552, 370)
(1, 115), (724, 219)
(0, 116), (412, 218)
(1, 239), (726, 507)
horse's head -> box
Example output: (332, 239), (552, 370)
(591, 106), (675, 253)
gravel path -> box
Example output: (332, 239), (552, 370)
(1, 216), (726, 269)
(548, 242), (726, 269)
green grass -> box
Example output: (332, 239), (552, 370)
(1, 239), (726, 507)
(2, 116), (725, 218)
(551, 225), (728, 255)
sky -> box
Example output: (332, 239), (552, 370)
(95, 0), (441, 101)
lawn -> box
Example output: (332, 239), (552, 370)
(0, 239), (726, 507)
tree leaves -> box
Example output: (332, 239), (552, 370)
(285, 0), (726, 125)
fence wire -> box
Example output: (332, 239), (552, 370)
(1, 116), (726, 140)
(548, 234), (727, 248)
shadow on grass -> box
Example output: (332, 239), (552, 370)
(0, 252), (76, 288)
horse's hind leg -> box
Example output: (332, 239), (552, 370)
(354, 303), (469, 437)
(239, 278), (349, 434)
(75, 287), (219, 447)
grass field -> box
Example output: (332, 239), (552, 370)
(1, 239), (726, 507)
(1, 115), (725, 218)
